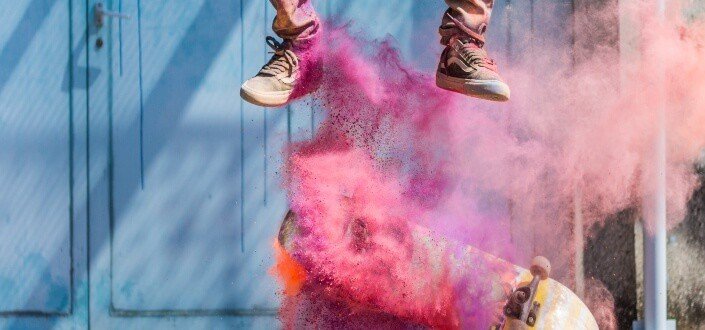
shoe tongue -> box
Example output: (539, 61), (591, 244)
(458, 37), (483, 49)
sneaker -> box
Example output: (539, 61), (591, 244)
(240, 36), (300, 107)
(436, 36), (510, 102)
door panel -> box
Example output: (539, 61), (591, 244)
(85, 0), (281, 326)
(109, 0), (280, 311)
(0, 0), (71, 314)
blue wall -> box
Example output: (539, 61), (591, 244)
(0, 0), (574, 328)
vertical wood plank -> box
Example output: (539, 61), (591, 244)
(506, 0), (535, 267)
(532, 0), (575, 283)
(69, 0), (89, 326)
(482, 0), (515, 260)
(86, 0), (112, 323)
(310, 0), (328, 131)
(237, 0), (283, 309)
(286, 96), (314, 144)
(241, 0), (267, 252)
(533, 0), (575, 71)
(263, 0), (294, 224)
(487, 0), (510, 67)
(235, 0), (245, 257)
(505, 0), (533, 67)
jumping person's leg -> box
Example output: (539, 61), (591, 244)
(240, 0), (321, 107)
(241, 1), (509, 106)
(437, 0), (511, 101)
(269, 0), (320, 43)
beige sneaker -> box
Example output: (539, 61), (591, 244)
(240, 37), (300, 107)
(436, 36), (510, 102)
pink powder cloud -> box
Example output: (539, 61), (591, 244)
(275, 3), (705, 328)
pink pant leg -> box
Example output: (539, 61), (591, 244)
(268, 0), (493, 48)
(269, 0), (320, 48)
(441, 0), (494, 45)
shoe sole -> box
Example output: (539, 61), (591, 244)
(240, 85), (292, 107)
(435, 71), (510, 102)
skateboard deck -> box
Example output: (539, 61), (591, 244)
(277, 210), (598, 329)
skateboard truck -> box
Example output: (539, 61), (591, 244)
(502, 256), (551, 327)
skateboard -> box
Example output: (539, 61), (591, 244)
(277, 210), (598, 329)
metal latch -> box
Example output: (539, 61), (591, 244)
(94, 2), (130, 28)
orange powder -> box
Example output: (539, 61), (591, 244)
(270, 240), (307, 296)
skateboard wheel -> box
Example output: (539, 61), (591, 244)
(278, 210), (298, 250)
(529, 256), (551, 280)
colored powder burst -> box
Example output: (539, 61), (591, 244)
(272, 2), (705, 328)
(270, 240), (307, 296)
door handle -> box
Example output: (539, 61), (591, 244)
(94, 2), (131, 28)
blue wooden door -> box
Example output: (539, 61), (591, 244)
(0, 0), (73, 318)
(0, 0), (89, 328)
(0, 0), (576, 328)
(86, 0), (285, 328)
